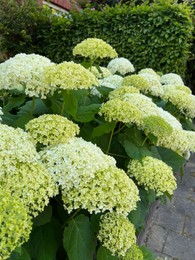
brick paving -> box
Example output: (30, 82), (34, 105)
(139, 153), (195, 260)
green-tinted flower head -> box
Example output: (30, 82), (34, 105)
(89, 66), (112, 79)
(128, 156), (177, 196)
(139, 68), (160, 80)
(0, 53), (54, 98)
(122, 244), (143, 260)
(162, 89), (195, 118)
(160, 73), (184, 86)
(0, 160), (58, 217)
(73, 38), (118, 60)
(26, 114), (80, 146)
(143, 115), (173, 139)
(99, 99), (142, 125)
(107, 57), (135, 76)
(98, 212), (136, 256)
(100, 75), (123, 89)
(40, 137), (139, 215)
(162, 84), (192, 94)
(156, 107), (182, 129)
(108, 85), (140, 100)
(122, 75), (149, 91)
(0, 191), (32, 259)
(0, 124), (39, 163)
(45, 61), (99, 91)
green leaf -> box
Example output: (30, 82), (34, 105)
(33, 205), (52, 227)
(140, 246), (155, 260)
(63, 214), (96, 260)
(96, 86), (113, 97)
(97, 246), (119, 260)
(122, 139), (151, 160)
(12, 114), (34, 129)
(76, 104), (101, 122)
(25, 218), (61, 260)
(3, 96), (26, 113)
(128, 201), (148, 231)
(9, 246), (31, 260)
(91, 121), (116, 138)
(18, 99), (48, 116)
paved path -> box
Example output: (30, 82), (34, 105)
(139, 153), (195, 260)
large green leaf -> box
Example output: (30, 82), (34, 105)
(76, 104), (101, 122)
(63, 214), (96, 260)
(140, 246), (155, 260)
(12, 114), (34, 129)
(33, 205), (52, 227)
(9, 246), (31, 260)
(97, 246), (119, 260)
(91, 121), (116, 138)
(128, 201), (148, 231)
(18, 99), (48, 116)
(25, 218), (61, 260)
(2, 96), (26, 113)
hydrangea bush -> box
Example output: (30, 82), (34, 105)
(0, 38), (194, 259)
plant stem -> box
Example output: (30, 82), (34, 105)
(114, 124), (126, 135)
(61, 98), (65, 116)
(142, 136), (148, 146)
(107, 152), (128, 159)
(106, 128), (114, 154)
(31, 96), (35, 115)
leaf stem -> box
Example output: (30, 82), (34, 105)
(31, 96), (35, 115)
(106, 128), (114, 154)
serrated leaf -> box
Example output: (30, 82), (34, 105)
(97, 246), (119, 260)
(25, 218), (61, 260)
(63, 214), (96, 260)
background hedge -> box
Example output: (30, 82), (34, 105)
(0, 0), (193, 79)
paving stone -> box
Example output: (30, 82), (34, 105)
(163, 230), (195, 260)
(183, 216), (195, 239)
(174, 195), (195, 217)
(145, 224), (168, 252)
(153, 251), (175, 260)
(153, 206), (185, 233)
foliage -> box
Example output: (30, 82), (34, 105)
(1, 40), (195, 259)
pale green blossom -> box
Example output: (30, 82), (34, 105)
(108, 86), (140, 100)
(122, 75), (150, 92)
(128, 156), (177, 196)
(156, 107), (182, 129)
(162, 84), (191, 94)
(73, 38), (118, 60)
(160, 73), (184, 86)
(44, 61), (99, 91)
(0, 191), (32, 260)
(0, 53), (54, 98)
(122, 244), (143, 260)
(138, 68), (160, 80)
(139, 73), (164, 97)
(162, 89), (195, 118)
(100, 75), (123, 89)
(0, 160), (58, 217)
(40, 137), (139, 215)
(107, 57), (135, 76)
(89, 66), (112, 79)
(26, 114), (79, 146)
(98, 213), (136, 256)
(99, 99), (142, 125)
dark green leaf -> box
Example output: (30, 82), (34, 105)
(33, 205), (52, 227)
(96, 86), (113, 97)
(97, 246), (119, 260)
(18, 99), (48, 116)
(3, 96), (26, 113)
(91, 121), (116, 138)
(140, 246), (156, 260)
(12, 114), (34, 129)
(76, 104), (101, 122)
(122, 139), (151, 160)
(63, 214), (96, 260)
(9, 246), (31, 260)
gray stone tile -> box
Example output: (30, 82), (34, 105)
(174, 195), (195, 217)
(153, 206), (185, 233)
(153, 251), (174, 260)
(145, 224), (168, 252)
(183, 216), (195, 239)
(163, 230), (195, 260)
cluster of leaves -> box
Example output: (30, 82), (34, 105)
(0, 0), (193, 79)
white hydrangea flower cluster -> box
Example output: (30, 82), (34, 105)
(0, 53), (54, 98)
(139, 73), (164, 97)
(73, 38), (118, 60)
(122, 75), (150, 91)
(108, 85), (140, 100)
(98, 212), (136, 256)
(40, 137), (139, 215)
(162, 84), (191, 94)
(100, 75), (123, 89)
(89, 66), (112, 79)
(128, 156), (177, 196)
(138, 68), (160, 80)
(26, 114), (80, 146)
(44, 61), (99, 91)
(0, 191), (32, 260)
(99, 99), (142, 125)
(160, 73), (184, 86)
(107, 57), (135, 76)
(162, 89), (195, 118)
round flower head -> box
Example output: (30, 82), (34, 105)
(73, 38), (118, 60)
(0, 191), (32, 259)
(89, 66), (112, 79)
(0, 124), (39, 163)
(107, 57), (135, 76)
(40, 137), (139, 215)
(160, 73), (184, 86)
(143, 115), (173, 139)
(44, 61), (99, 91)
(138, 68), (160, 80)
(122, 244), (143, 260)
(122, 75), (150, 92)
(0, 53), (54, 98)
(156, 107), (182, 130)
(162, 84), (191, 94)
(127, 156), (177, 196)
(0, 160), (58, 217)
(163, 89), (195, 118)
(26, 114), (80, 146)
(100, 75), (123, 89)
(99, 99), (142, 126)
(108, 85), (140, 100)
(184, 130), (195, 153)
(98, 212), (136, 256)
(138, 73), (164, 97)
